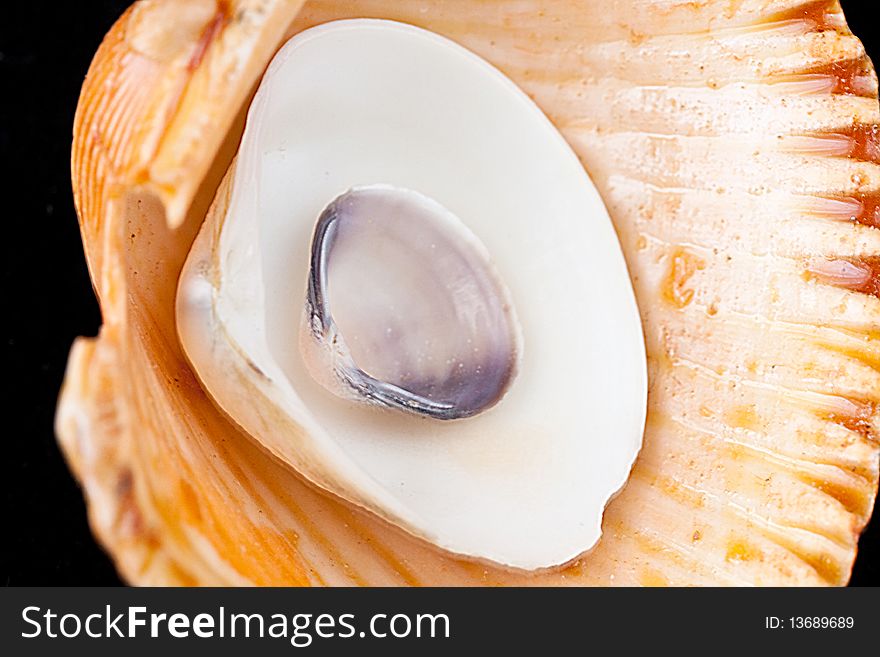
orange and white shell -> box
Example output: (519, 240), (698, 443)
(59, 0), (879, 585)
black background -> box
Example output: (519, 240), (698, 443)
(1, 1), (877, 586)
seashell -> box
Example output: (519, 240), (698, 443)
(173, 18), (648, 571)
(58, 0), (879, 585)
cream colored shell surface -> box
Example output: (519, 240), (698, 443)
(59, 0), (879, 585)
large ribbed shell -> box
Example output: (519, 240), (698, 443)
(58, 0), (879, 585)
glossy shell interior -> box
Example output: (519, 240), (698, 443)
(59, 0), (879, 585)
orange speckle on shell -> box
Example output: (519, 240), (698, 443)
(662, 247), (706, 308)
(639, 567), (669, 587)
(726, 540), (761, 563)
(727, 405), (759, 431)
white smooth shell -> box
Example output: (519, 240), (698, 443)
(177, 19), (647, 570)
